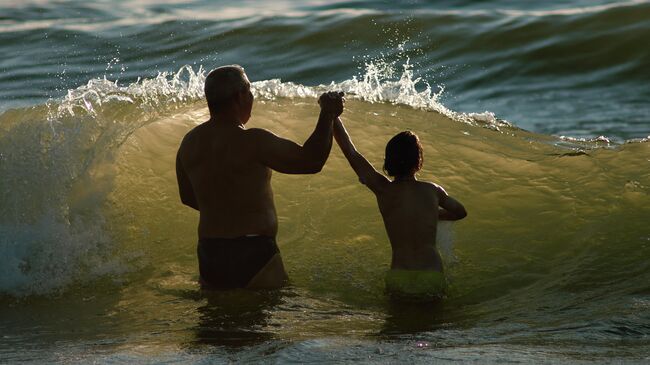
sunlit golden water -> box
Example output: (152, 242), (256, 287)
(1, 98), (649, 362)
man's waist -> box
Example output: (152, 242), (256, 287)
(198, 235), (279, 252)
(198, 215), (277, 238)
(199, 234), (275, 241)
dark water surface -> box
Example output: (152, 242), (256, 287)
(1, 0), (649, 140)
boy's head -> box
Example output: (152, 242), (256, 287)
(383, 131), (423, 178)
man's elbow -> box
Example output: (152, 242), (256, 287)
(302, 152), (328, 174)
(456, 208), (467, 220)
(304, 160), (325, 174)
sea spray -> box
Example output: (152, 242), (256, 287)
(437, 221), (457, 266)
(255, 58), (510, 131)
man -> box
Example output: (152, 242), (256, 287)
(176, 65), (343, 289)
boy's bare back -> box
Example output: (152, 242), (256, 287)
(376, 180), (446, 271)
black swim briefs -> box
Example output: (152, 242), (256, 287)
(197, 235), (279, 288)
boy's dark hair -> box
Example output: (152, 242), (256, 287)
(383, 131), (423, 178)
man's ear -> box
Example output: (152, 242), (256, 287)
(234, 89), (247, 105)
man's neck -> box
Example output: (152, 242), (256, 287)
(209, 113), (244, 128)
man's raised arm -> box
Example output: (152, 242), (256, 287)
(251, 92), (343, 174)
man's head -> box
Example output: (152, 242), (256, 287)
(383, 131), (423, 178)
(204, 65), (253, 123)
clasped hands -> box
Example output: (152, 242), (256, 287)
(318, 91), (345, 118)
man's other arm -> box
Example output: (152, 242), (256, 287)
(176, 147), (199, 210)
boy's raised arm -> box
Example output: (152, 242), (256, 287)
(333, 117), (389, 193)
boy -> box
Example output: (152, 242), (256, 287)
(333, 116), (467, 298)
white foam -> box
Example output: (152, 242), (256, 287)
(50, 60), (514, 134)
(0, 212), (128, 296)
(498, 0), (648, 17)
(436, 221), (457, 266)
(558, 135), (611, 144)
(253, 60), (511, 131)
(50, 65), (206, 121)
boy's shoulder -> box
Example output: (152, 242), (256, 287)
(417, 180), (444, 191)
(419, 180), (447, 198)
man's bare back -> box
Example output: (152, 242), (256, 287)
(177, 123), (278, 239)
(175, 65), (344, 289)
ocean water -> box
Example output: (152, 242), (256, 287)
(1, 0), (649, 363)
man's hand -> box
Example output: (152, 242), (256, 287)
(318, 91), (345, 117)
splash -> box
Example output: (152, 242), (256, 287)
(254, 59), (510, 131)
(49, 65), (206, 121)
(0, 211), (130, 295)
(0, 66), (207, 296)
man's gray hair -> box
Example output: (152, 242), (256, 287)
(204, 65), (249, 114)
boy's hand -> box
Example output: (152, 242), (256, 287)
(318, 91), (345, 117)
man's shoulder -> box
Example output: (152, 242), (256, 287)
(178, 123), (213, 163)
(244, 127), (275, 139)
(180, 123), (206, 144)
(242, 127), (286, 148)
